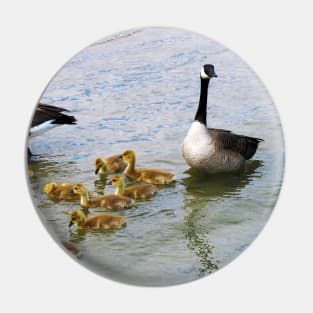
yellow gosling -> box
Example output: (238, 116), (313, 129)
(72, 184), (133, 210)
(68, 209), (126, 230)
(110, 175), (157, 199)
(43, 182), (93, 201)
(121, 150), (175, 185)
(94, 155), (126, 175)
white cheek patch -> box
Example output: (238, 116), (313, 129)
(200, 67), (209, 79)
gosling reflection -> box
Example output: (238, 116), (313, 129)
(94, 174), (108, 195)
(182, 160), (263, 276)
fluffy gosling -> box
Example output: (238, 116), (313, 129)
(68, 209), (126, 230)
(109, 175), (157, 199)
(43, 182), (93, 201)
(121, 150), (175, 184)
(72, 183), (133, 210)
(95, 155), (126, 175)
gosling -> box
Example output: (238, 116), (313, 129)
(72, 183), (133, 210)
(43, 182), (93, 201)
(95, 155), (126, 175)
(68, 209), (126, 230)
(109, 175), (157, 199)
(121, 150), (175, 184)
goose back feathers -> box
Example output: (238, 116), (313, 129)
(208, 128), (263, 160)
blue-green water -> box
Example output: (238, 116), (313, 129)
(27, 27), (284, 286)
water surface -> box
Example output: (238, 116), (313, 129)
(27, 27), (284, 286)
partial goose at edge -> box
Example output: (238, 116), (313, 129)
(28, 103), (77, 157)
(30, 103), (76, 137)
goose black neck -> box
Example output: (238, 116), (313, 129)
(194, 78), (210, 125)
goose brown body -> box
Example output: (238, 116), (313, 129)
(122, 150), (175, 185)
(110, 175), (157, 199)
(95, 155), (126, 175)
(43, 182), (93, 201)
(72, 184), (133, 210)
(69, 209), (126, 230)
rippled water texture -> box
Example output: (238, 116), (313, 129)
(27, 27), (284, 286)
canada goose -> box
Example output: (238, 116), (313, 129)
(72, 184), (133, 210)
(43, 182), (93, 201)
(121, 150), (175, 184)
(182, 64), (263, 173)
(68, 209), (126, 230)
(30, 103), (76, 137)
(109, 175), (157, 199)
(28, 103), (76, 156)
(94, 155), (126, 175)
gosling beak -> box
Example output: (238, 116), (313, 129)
(68, 221), (73, 228)
(68, 188), (74, 195)
(95, 168), (99, 175)
(106, 181), (112, 186)
(118, 155), (123, 159)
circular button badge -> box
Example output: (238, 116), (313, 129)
(26, 27), (284, 286)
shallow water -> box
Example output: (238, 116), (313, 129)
(27, 27), (284, 286)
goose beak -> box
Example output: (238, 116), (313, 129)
(68, 221), (73, 228)
(212, 73), (218, 78)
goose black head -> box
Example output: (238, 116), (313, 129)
(200, 64), (217, 80)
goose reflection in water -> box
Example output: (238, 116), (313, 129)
(181, 160), (263, 276)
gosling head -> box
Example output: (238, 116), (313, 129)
(121, 150), (136, 162)
(94, 157), (106, 175)
(72, 183), (87, 195)
(43, 182), (57, 194)
(200, 64), (217, 80)
(110, 175), (124, 187)
(69, 209), (86, 228)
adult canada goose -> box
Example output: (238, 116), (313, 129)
(182, 64), (263, 173)
(109, 175), (157, 199)
(72, 184), (133, 210)
(68, 209), (126, 230)
(94, 155), (127, 175)
(121, 150), (175, 184)
(28, 103), (76, 156)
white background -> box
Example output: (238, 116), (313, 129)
(0, 1), (312, 312)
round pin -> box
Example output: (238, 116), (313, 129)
(26, 27), (284, 286)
